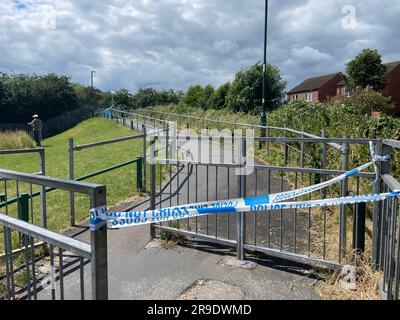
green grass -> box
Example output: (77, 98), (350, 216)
(0, 118), (152, 250)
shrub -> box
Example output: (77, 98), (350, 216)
(0, 131), (36, 150)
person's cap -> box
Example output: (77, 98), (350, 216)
(32, 114), (39, 118)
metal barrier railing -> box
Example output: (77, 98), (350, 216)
(68, 132), (147, 226)
(135, 131), (379, 270)
(379, 140), (400, 300)
(0, 169), (107, 300)
(0, 148), (47, 228)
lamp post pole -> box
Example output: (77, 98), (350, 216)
(91, 70), (96, 103)
(260, 0), (269, 138)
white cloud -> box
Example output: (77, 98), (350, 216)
(0, 0), (398, 92)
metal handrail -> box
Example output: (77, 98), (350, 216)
(74, 133), (145, 151)
(0, 169), (102, 196)
(0, 213), (91, 259)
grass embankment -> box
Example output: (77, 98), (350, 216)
(0, 118), (158, 250)
(0, 131), (36, 150)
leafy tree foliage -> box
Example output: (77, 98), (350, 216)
(345, 49), (388, 91)
(0, 73), (79, 123)
(181, 85), (209, 110)
(209, 82), (230, 110)
(226, 62), (287, 114)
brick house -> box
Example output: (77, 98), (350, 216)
(287, 73), (343, 103)
(336, 60), (400, 114)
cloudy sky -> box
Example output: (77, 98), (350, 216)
(0, 0), (399, 92)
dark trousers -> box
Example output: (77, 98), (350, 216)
(33, 130), (42, 147)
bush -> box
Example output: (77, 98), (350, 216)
(329, 90), (394, 115)
(0, 131), (36, 150)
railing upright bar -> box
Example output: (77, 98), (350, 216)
(89, 185), (108, 300)
(68, 138), (75, 227)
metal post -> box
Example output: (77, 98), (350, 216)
(353, 202), (366, 253)
(136, 158), (143, 192)
(90, 186), (108, 300)
(68, 138), (75, 227)
(374, 142), (391, 269)
(260, 0), (269, 136)
(150, 136), (156, 239)
(142, 125), (147, 192)
(340, 136), (350, 260)
(39, 149), (47, 228)
(300, 128), (305, 168)
(236, 137), (246, 261)
(320, 130), (327, 197)
(283, 127), (288, 165)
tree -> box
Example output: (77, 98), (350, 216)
(0, 73), (79, 122)
(209, 82), (230, 109)
(156, 89), (183, 106)
(73, 83), (96, 107)
(132, 88), (159, 109)
(182, 85), (206, 109)
(203, 85), (215, 109)
(113, 89), (134, 110)
(226, 62), (287, 114)
(345, 49), (388, 91)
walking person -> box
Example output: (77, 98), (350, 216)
(28, 114), (43, 147)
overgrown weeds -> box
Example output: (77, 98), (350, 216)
(0, 131), (35, 150)
(316, 251), (382, 300)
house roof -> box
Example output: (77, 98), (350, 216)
(288, 73), (341, 94)
(386, 60), (400, 73)
(337, 60), (400, 86)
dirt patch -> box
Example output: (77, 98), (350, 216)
(179, 279), (246, 300)
(218, 256), (257, 270)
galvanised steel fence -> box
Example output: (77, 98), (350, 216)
(378, 139), (400, 300)
(0, 105), (97, 139)
(143, 134), (377, 268)
(0, 169), (107, 300)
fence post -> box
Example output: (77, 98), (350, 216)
(150, 136), (156, 239)
(236, 137), (246, 261)
(142, 125), (147, 192)
(90, 186), (108, 300)
(300, 127), (305, 168)
(266, 127), (270, 159)
(39, 148), (47, 228)
(283, 126), (288, 165)
(320, 130), (327, 197)
(374, 142), (392, 269)
(136, 158), (143, 192)
(68, 138), (75, 227)
(130, 120), (134, 131)
(353, 202), (366, 253)
(339, 136), (350, 261)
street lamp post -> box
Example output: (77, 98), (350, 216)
(90, 70), (96, 106)
(260, 0), (269, 138)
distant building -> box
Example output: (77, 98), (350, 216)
(287, 73), (343, 103)
(288, 60), (400, 114)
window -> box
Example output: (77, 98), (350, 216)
(305, 92), (313, 102)
(290, 94), (299, 101)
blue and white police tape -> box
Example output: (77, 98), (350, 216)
(90, 191), (400, 230)
(89, 154), (391, 230)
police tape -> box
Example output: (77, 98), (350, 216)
(90, 191), (399, 230)
(89, 153), (391, 230)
